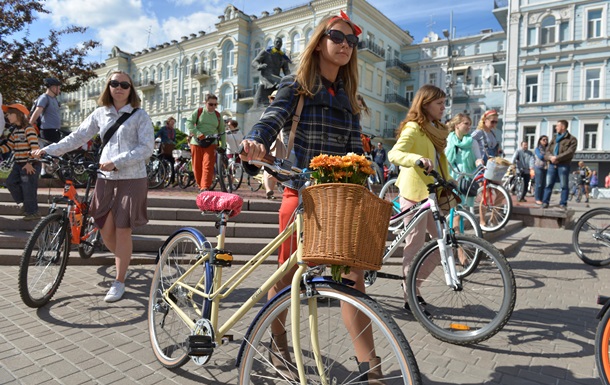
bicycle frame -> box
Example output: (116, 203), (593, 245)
(157, 203), (325, 383)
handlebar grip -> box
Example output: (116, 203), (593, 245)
(237, 143), (276, 165)
(415, 159), (424, 168)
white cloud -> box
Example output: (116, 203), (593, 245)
(43, 0), (144, 28)
(160, 12), (219, 43)
(97, 16), (160, 52)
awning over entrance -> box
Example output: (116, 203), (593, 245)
(449, 65), (470, 72)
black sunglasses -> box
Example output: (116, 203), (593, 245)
(326, 29), (359, 48)
(109, 80), (131, 89)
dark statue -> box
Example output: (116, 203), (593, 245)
(252, 37), (291, 109)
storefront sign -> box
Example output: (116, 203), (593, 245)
(574, 152), (610, 161)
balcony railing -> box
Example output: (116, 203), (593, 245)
(386, 58), (411, 79)
(135, 80), (157, 91)
(236, 88), (255, 100)
(357, 40), (385, 62)
(191, 67), (210, 80)
(384, 93), (409, 110)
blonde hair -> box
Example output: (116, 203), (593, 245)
(357, 94), (370, 116)
(476, 109), (498, 130)
(447, 113), (471, 132)
(397, 84), (446, 137)
(97, 71), (141, 108)
(295, 14), (360, 114)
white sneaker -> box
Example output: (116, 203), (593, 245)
(104, 281), (125, 302)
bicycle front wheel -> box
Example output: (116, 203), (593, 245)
(379, 177), (402, 232)
(239, 280), (421, 384)
(18, 213), (70, 308)
(148, 230), (212, 369)
(474, 182), (512, 232)
(596, 307), (610, 385)
(572, 208), (610, 266)
(248, 172), (263, 192)
(406, 234), (516, 345)
(227, 161), (244, 191)
(453, 207), (483, 238)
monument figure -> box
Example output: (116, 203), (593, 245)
(252, 37), (291, 108)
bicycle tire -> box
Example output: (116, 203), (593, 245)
(515, 176), (524, 199)
(147, 155), (166, 189)
(453, 208), (483, 238)
(239, 280), (421, 384)
(248, 173), (263, 192)
(161, 158), (173, 188)
(474, 182), (512, 232)
(406, 234), (516, 345)
(148, 230), (212, 369)
(596, 306), (610, 385)
(214, 152), (229, 192)
(78, 215), (100, 259)
(18, 213), (70, 308)
(379, 177), (402, 232)
(572, 208), (610, 266)
(227, 161), (244, 191)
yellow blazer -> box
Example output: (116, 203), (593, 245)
(388, 121), (451, 201)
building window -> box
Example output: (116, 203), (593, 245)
(166, 66), (170, 80)
(365, 68), (373, 91)
(429, 72), (437, 87)
(405, 85), (414, 105)
(291, 33), (301, 53)
(305, 29), (313, 44)
(583, 124), (598, 150)
(253, 42), (261, 58)
(173, 63), (179, 78)
(587, 9), (603, 39)
(493, 72), (502, 87)
(555, 71), (568, 102)
(474, 44), (480, 55)
(525, 75), (538, 103)
(585, 68), (601, 99)
(473, 69), (482, 88)
(541, 16), (556, 44)
(524, 126), (536, 149)
(527, 27), (537, 45)
(559, 22), (570, 42)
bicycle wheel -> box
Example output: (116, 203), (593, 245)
(227, 161), (244, 191)
(453, 208), (483, 238)
(379, 177), (402, 231)
(515, 176), (524, 199)
(248, 172), (263, 192)
(239, 279), (421, 384)
(78, 215), (101, 259)
(71, 151), (96, 188)
(215, 152), (229, 192)
(572, 208), (610, 266)
(474, 182), (512, 232)
(406, 234), (516, 345)
(18, 213), (70, 308)
(596, 307), (610, 385)
(161, 158), (173, 188)
(148, 230), (212, 369)
(147, 155), (166, 189)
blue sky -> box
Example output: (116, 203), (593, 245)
(29, 1), (501, 62)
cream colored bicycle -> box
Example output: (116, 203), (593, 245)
(147, 155), (421, 384)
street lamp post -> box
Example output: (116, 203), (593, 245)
(443, 29), (453, 122)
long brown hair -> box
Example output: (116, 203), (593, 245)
(295, 14), (360, 114)
(396, 84), (446, 137)
(97, 71), (141, 108)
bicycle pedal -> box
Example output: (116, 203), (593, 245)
(187, 335), (214, 356)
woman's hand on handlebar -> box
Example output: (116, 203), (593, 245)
(239, 139), (266, 162)
(30, 149), (46, 159)
(417, 157), (434, 173)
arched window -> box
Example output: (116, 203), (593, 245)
(151, 69), (156, 83)
(291, 33), (301, 53)
(192, 57), (199, 74)
(166, 65), (170, 80)
(210, 52), (217, 72)
(265, 38), (273, 49)
(253, 42), (261, 58)
(305, 29), (313, 43)
(222, 41), (235, 78)
(541, 16), (557, 44)
(220, 83), (233, 111)
(173, 63), (179, 78)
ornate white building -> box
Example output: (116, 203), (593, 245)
(60, 0), (413, 141)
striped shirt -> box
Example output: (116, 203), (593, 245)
(0, 125), (39, 164)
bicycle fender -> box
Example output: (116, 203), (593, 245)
(235, 276), (355, 367)
(154, 227), (210, 264)
(598, 299), (610, 320)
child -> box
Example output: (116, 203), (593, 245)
(0, 103), (41, 220)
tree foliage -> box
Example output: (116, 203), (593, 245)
(0, 0), (100, 105)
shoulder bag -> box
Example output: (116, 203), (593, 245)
(97, 108), (139, 157)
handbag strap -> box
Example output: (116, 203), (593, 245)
(285, 95), (304, 158)
(99, 108), (138, 154)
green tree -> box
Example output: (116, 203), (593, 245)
(0, 0), (100, 105)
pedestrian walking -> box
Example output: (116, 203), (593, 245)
(533, 135), (548, 205)
(511, 140), (535, 202)
(541, 120), (577, 209)
(32, 70), (154, 302)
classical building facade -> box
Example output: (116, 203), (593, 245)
(59, 0), (413, 142)
(495, 0), (610, 175)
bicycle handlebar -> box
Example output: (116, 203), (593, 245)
(237, 144), (305, 178)
(37, 154), (99, 175)
(415, 159), (456, 191)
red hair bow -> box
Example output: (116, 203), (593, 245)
(330, 10), (362, 36)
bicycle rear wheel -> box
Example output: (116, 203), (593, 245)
(248, 172), (263, 192)
(148, 230), (212, 369)
(596, 306), (610, 385)
(406, 234), (516, 345)
(78, 215), (101, 259)
(474, 182), (512, 232)
(379, 177), (402, 231)
(18, 213), (70, 308)
(227, 161), (244, 191)
(572, 208), (610, 266)
(239, 280), (421, 384)
(215, 152), (228, 192)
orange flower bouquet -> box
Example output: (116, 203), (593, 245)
(303, 153), (380, 281)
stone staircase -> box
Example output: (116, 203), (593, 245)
(0, 187), (527, 266)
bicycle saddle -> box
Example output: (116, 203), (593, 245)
(196, 191), (243, 218)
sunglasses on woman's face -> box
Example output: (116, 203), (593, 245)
(326, 29), (359, 48)
(109, 80), (131, 89)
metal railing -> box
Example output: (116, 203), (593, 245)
(357, 40), (386, 58)
(386, 58), (411, 74)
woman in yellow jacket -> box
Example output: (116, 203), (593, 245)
(388, 84), (452, 312)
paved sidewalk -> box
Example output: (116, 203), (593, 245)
(0, 223), (608, 384)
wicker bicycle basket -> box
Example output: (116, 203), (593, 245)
(301, 183), (393, 271)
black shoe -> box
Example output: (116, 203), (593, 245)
(542, 203), (549, 208)
(266, 191), (276, 200)
(518, 198), (526, 202)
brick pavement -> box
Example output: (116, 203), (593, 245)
(1, 220), (608, 384)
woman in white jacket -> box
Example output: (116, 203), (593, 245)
(33, 71), (154, 302)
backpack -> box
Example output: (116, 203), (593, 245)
(29, 97), (42, 135)
(196, 107), (221, 128)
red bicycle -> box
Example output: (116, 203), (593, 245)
(18, 154), (102, 307)
(466, 164), (513, 232)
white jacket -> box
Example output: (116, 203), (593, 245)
(45, 104), (154, 180)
